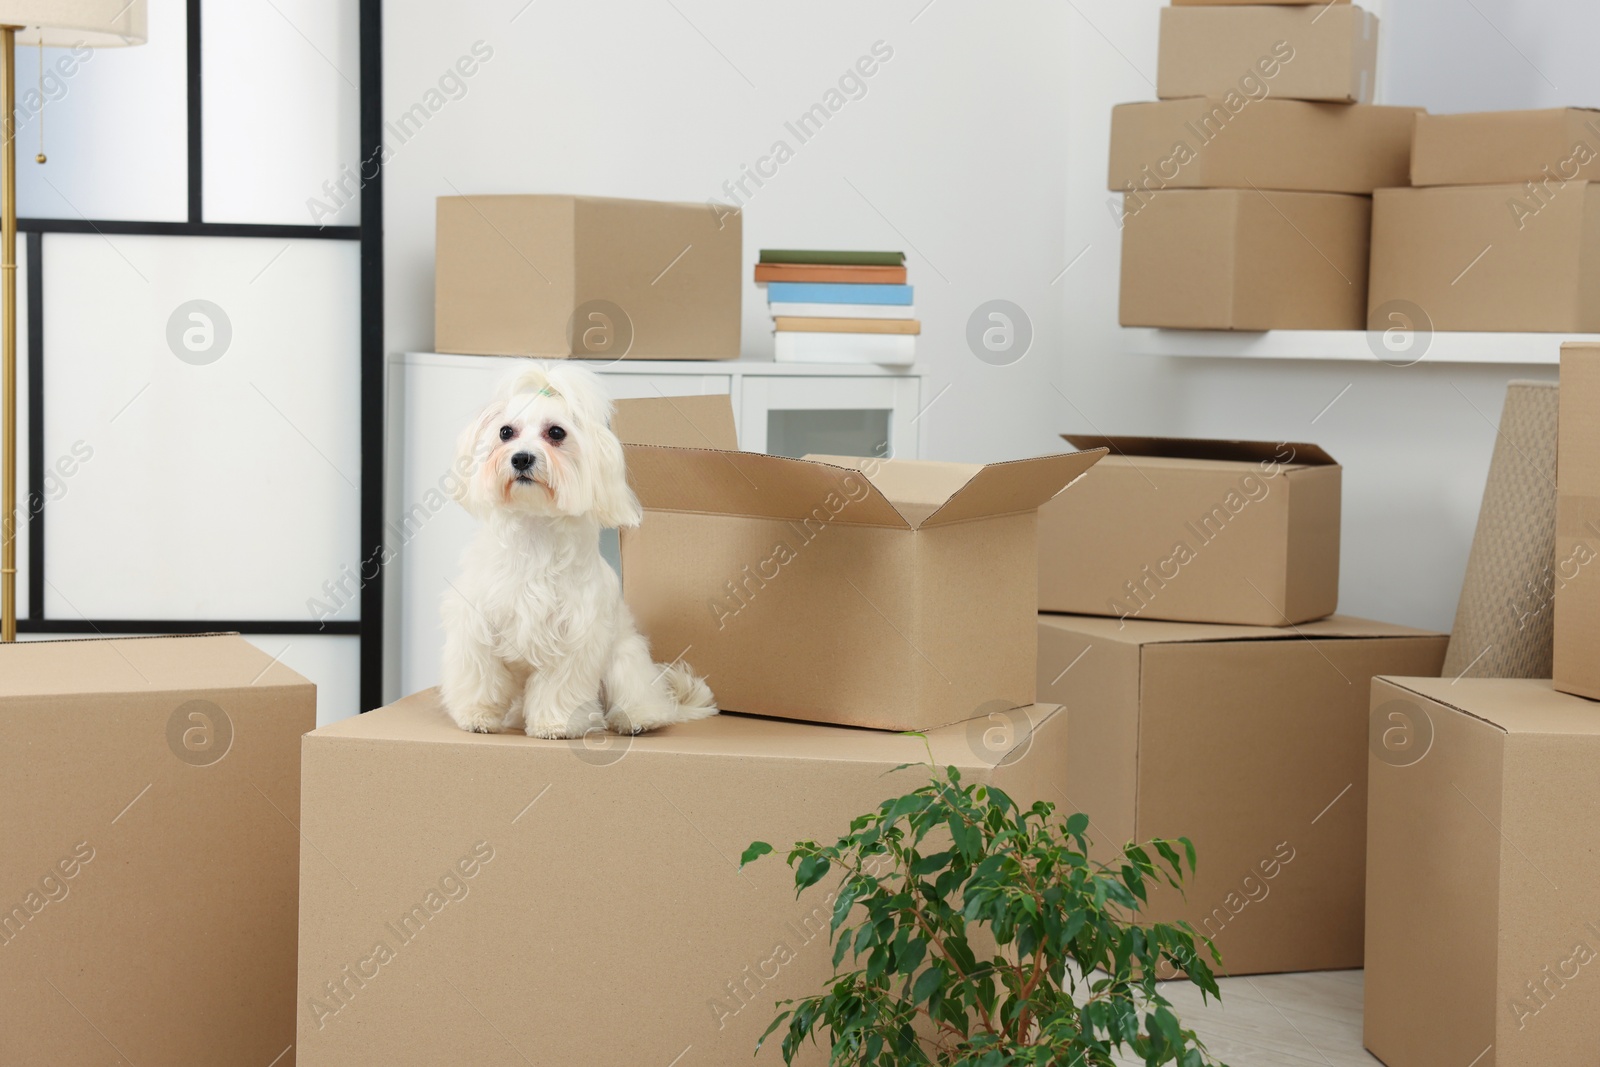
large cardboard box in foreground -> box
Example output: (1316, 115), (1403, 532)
(613, 395), (1105, 731)
(1412, 108), (1600, 187)
(1365, 677), (1600, 1067)
(1109, 99), (1418, 197)
(1555, 343), (1600, 698)
(1039, 614), (1447, 976)
(1368, 184), (1600, 332)
(1121, 189), (1371, 330)
(1158, 5), (1379, 104)
(1038, 436), (1341, 626)
(296, 690), (1065, 1067)
(435, 193), (741, 359)
(0, 635), (314, 1066)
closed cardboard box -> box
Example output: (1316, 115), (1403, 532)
(1039, 436), (1341, 627)
(1039, 615), (1448, 977)
(435, 193), (741, 359)
(1555, 343), (1600, 698)
(1365, 677), (1600, 1067)
(1158, 5), (1379, 104)
(1110, 98), (1418, 197)
(1413, 108), (1600, 187)
(1120, 188), (1371, 331)
(0, 635), (315, 1066)
(296, 690), (1065, 1067)
(1368, 184), (1600, 332)
(614, 396), (1105, 731)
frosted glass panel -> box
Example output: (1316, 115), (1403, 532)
(202, 0), (361, 226)
(15, 0), (188, 222)
(767, 409), (890, 460)
(244, 633), (361, 726)
(41, 233), (361, 620)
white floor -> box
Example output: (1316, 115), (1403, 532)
(1126, 970), (1380, 1067)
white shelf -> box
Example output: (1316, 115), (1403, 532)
(1122, 329), (1590, 366)
(398, 352), (917, 376)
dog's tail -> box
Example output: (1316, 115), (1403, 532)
(659, 662), (718, 722)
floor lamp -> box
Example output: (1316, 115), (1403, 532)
(0, 1), (145, 641)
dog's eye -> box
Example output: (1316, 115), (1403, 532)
(546, 425), (566, 443)
(498, 425), (515, 441)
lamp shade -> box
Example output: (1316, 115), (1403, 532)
(0, 0), (147, 47)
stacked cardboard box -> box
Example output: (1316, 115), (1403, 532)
(756, 249), (919, 365)
(1370, 109), (1600, 332)
(1114, 1), (1414, 330)
(1036, 435), (1449, 975)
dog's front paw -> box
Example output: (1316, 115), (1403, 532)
(527, 701), (604, 741)
(448, 704), (505, 735)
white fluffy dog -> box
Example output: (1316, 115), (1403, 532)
(439, 361), (717, 739)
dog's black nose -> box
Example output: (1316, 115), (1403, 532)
(511, 451), (536, 472)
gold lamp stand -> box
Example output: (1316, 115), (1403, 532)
(1, 24), (16, 642)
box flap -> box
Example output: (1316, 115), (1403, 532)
(1039, 612), (1443, 648)
(623, 445), (912, 527)
(0, 633), (310, 700)
(919, 450), (1107, 528)
(804, 455), (984, 526)
(1377, 676), (1600, 737)
(613, 394), (738, 450)
(1064, 434), (1337, 468)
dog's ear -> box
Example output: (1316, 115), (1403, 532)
(542, 363), (643, 529)
(451, 402), (499, 520)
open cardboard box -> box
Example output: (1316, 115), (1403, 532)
(613, 394), (1106, 731)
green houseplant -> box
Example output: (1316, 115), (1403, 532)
(741, 762), (1228, 1067)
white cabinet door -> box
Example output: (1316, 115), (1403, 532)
(740, 376), (920, 459)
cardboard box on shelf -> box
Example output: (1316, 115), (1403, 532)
(295, 690), (1066, 1067)
(1412, 108), (1600, 187)
(1038, 436), (1341, 627)
(435, 193), (741, 359)
(1368, 184), (1600, 332)
(1120, 188), (1371, 331)
(1555, 343), (1600, 698)
(611, 395), (1105, 732)
(1158, 5), (1379, 104)
(1109, 99), (1419, 197)
(1038, 614), (1448, 977)
(1365, 677), (1600, 1067)
(0, 634), (315, 1066)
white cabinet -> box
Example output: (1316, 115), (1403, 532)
(383, 353), (921, 703)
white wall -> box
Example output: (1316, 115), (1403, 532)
(383, 0), (1590, 641)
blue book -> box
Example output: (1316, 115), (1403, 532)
(765, 282), (913, 306)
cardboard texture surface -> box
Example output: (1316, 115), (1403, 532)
(1555, 344), (1600, 698)
(1109, 99), (1418, 195)
(1120, 189), (1371, 331)
(296, 690), (1067, 1067)
(0, 634), (315, 1066)
(434, 194), (741, 359)
(614, 396), (1105, 731)
(1365, 677), (1600, 1067)
(1368, 184), (1600, 332)
(1412, 108), (1600, 187)
(1039, 615), (1447, 976)
(1038, 436), (1341, 626)
(1157, 5), (1379, 104)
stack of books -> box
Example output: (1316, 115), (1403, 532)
(756, 250), (917, 365)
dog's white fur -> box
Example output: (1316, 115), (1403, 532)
(439, 360), (716, 739)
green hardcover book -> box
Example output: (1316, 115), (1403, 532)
(758, 249), (906, 266)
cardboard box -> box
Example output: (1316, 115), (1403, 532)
(1555, 343), (1600, 698)
(1038, 614), (1448, 976)
(435, 193), (741, 359)
(1365, 677), (1600, 1067)
(1413, 108), (1600, 187)
(0, 634), (315, 1065)
(612, 395), (1105, 732)
(1120, 188), (1371, 331)
(1368, 184), (1600, 332)
(1173, 0), (1347, 4)
(296, 690), (1065, 1067)
(1110, 99), (1418, 197)
(1158, 5), (1379, 104)
(1038, 436), (1341, 627)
